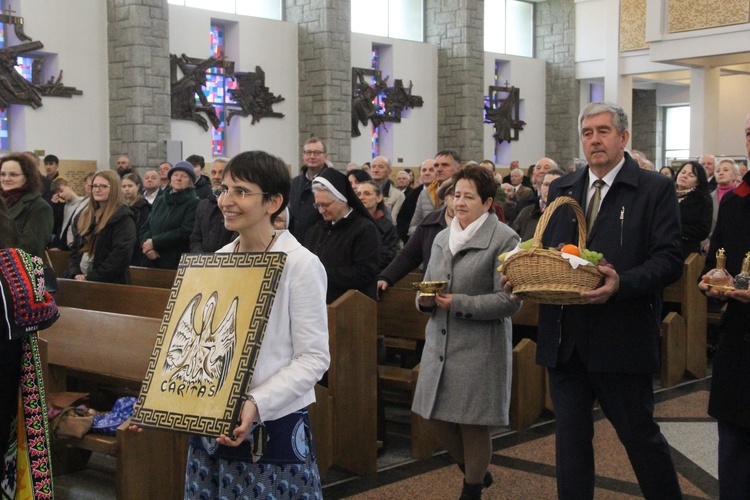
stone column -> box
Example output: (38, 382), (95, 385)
(107, 0), (171, 170)
(536, 0), (579, 167)
(286, 0), (351, 170)
(425, 0), (484, 162)
(632, 89), (657, 164)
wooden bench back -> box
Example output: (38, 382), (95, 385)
(45, 250), (71, 276)
(662, 252), (706, 378)
(54, 278), (170, 319)
(326, 289), (378, 475)
(377, 271), (428, 340)
(40, 306), (161, 383)
(129, 266), (177, 289)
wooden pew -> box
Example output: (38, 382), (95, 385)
(663, 252), (707, 378)
(324, 290), (378, 475)
(54, 278), (170, 318)
(40, 307), (188, 500)
(660, 312), (686, 388)
(378, 271), (428, 351)
(128, 266), (177, 289)
(49, 279), (376, 480)
(377, 272), (437, 459)
(510, 338), (546, 430)
(45, 249), (71, 276)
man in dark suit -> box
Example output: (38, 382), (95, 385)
(507, 102), (684, 499)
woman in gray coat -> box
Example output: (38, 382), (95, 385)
(413, 165), (521, 500)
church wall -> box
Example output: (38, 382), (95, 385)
(10, 1), (109, 167)
(168, 6), (299, 167)
(350, 33), (438, 168)
(483, 52), (546, 169)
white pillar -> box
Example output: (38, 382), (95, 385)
(689, 67), (720, 157)
(602, 0), (633, 149)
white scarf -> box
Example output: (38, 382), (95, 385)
(449, 212), (489, 255)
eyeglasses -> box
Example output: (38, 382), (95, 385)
(303, 150), (326, 157)
(313, 200), (340, 210)
(214, 187), (268, 200)
(0, 172), (24, 178)
(91, 184), (111, 190)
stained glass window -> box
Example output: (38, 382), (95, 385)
(370, 47), (383, 157)
(0, 14), (7, 150)
(205, 24), (238, 156)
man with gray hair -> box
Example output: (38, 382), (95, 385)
(189, 157), (235, 252)
(506, 101), (684, 498)
(370, 155), (405, 219)
(700, 154), (717, 192)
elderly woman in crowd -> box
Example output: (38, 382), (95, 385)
(177, 151), (330, 499)
(675, 161), (712, 258)
(413, 165), (521, 500)
(357, 180), (400, 271)
(65, 171), (136, 283)
(140, 161), (200, 269)
(0, 153), (53, 258)
(704, 158), (740, 253)
(0, 199), (58, 500)
(304, 168), (381, 304)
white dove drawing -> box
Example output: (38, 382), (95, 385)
(162, 292), (239, 392)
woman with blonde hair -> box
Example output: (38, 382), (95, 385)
(65, 170), (136, 283)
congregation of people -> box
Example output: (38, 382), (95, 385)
(3, 102), (750, 499)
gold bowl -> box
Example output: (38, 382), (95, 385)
(411, 280), (447, 297)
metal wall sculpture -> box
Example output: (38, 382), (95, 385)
(0, 8), (83, 110)
(226, 66), (284, 125)
(351, 67), (424, 137)
(484, 85), (525, 144)
(170, 54), (233, 131)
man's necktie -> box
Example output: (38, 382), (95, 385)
(586, 179), (605, 230)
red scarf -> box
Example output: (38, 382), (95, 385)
(0, 187), (27, 208)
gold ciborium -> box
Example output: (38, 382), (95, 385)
(411, 280), (447, 297)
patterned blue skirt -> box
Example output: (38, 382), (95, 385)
(184, 409), (322, 500)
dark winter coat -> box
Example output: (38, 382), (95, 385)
(289, 167), (326, 245)
(66, 204), (137, 284)
(373, 214), (400, 272)
(194, 174), (213, 200)
(537, 154), (684, 374)
(706, 173), (750, 428)
(140, 187), (199, 269)
(7, 191), (53, 259)
(304, 210), (381, 304)
(380, 206), (447, 285)
(677, 189), (712, 258)
(189, 194), (236, 253)
(129, 197), (151, 266)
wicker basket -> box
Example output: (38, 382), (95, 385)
(502, 196), (602, 305)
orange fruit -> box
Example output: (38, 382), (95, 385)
(561, 244), (580, 257)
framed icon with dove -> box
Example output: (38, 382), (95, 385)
(131, 251), (286, 436)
